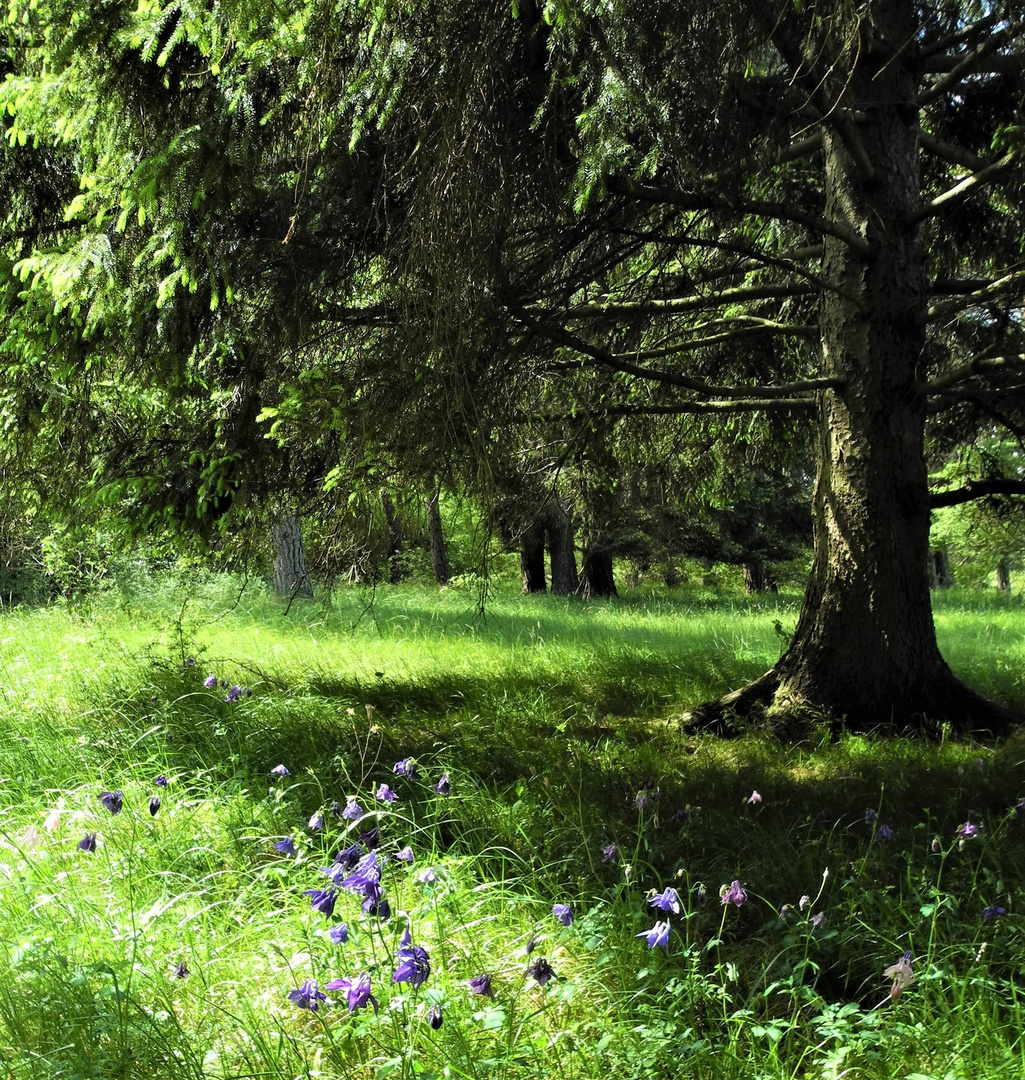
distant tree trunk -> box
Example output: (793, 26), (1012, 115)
(520, 522), (547, 593)
(743, 559), (765, 594)
(580, 545), (617, 599)
(381, 491), (404, 583)
(934, 550), (954, 589)
(927, 551), (938, 590)
(546, 501), (578, 595)
(662, 561), (681, 588)
(425, 491), (450, 585)
(996, 557), (1011, 595)
(272, 516), (314, 599)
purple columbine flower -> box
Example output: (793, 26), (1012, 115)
(275, 837), (296, 857)
(203, 674), (217, 689)
(418, 867), (437, 885)
(864, 808), (878, 824)
(601, 843), (618, 863)
(309, 811), (325, 832)
(553, 903), (573, 926)
(304, 887), (338, 917)
(173, 961), (189, 979)
(77, 832), (96, 853)
(330, 801), (342, 818)
(956, 821), (981, 838)
(287, 978), (326, 1011)
(528, 957), (557, 987)
(154, 775), (169, 787)
(434, 773), (451, 796)
(185, 657), (196, 666)
(360, 826), (380, 849)
(636, 920), (670, 950)
(362, 894), (391, 919)
(695, 884), (708, 905)
(99, 791), (123, 815)
(721, 880), (747, 907)
(326, 973), (379, 1014)
(394, 758), (416, 777)
(376, 783), (397, 803)
(396, 845), (415, 863)
(877, 824), (894, 841)
(649, 887), (682, 915)
(1015, 797), (1025, 814)
(270, 764), (290, 777)
(337, 852), (385, 892)
(393, 928), (431, 989)
(635, 791), (649, 811)
(334, 843), (363, 869)
(427, 1004), (443, 1029)
(342, 798), (363, 821)
(810, 911), (826, 930)
(883, 950), (915, 1001)
(224, 685), (242, 703)
(983, 904), (1006, 923)
(467, 973), (495, 999)
(329, 923), (349, 944)
(149, 796), (161, 816)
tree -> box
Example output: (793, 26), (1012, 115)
(4, 0), (1025, 732)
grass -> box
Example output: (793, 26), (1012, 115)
(0, 571), (1024, 1078)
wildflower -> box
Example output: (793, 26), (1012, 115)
(43, 805), (61, 833)
(149, 796), (161, 817)
(77, 832), (96, 853)
(304, 887), (338, 917)
(173, 961), (189, 979)
(883, 950), (915, 1001)
(342, 798), (363, 821)
(1015, 797), (1025, 813)
(746, 790), (762, 806)
(99, 791), (123, 815)
(694, 884), (707, 905)
(864, 808), (878, 824)
(396, 845), (415, 863)
(329, 923), (349, 945)
(287, 978), (327, 1012)
(309, 811), (325, 832)
(185, 657), (196, 666)
(931, 836), (942, 853)
(779, 904), (791, 919)
(553, 903), (573, 926)
(394, 758), (416, 777)
(528, 957), (557, 987)
(427, 1004), (443, 1029)
(636, 920), (671, 950)
(635, 791), (649, 811)
(877, 824), (894, 841)
(649, 887), (682, 915)
(204, 674), (217, 689)
(799, 894), (810, 910)
(810, 911), (826, 930)
(224, 685), (242, 703)
(330, 800), (342, 818)
(270, 764), (290, 777)
(393, 930), (431, 989)
(434, 773), (451, 796)
(363, 894), (391, 919)
(360, 826), (380, 849)
(467, 973), (495, 999)
(336, 852), (384, 893)
(376, 783), (397, 803)
(601, 843), (618, 863)
(334, 842), (363, 869)
(983, 904), (1006, 923)
(721, 880), (747, 907)
(275, 837), (296, 857)
(418, 867), (437, 885)
(956, 821), (981, 839)
(154, 775), (169, 787)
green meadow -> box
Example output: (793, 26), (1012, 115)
(1, 573), (1024, 1079)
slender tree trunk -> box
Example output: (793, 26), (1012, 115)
(927, 551), (938, 590)
(547, 500), (578, 595)
(520, 521), (547, 593)
(934, 550), (954, 589)
(272, 516), (314, 599)
(580, 545), (617, 598)
(425, 491), (450, 585)
(381, 491), (404, 584)
(996, 557), (1011, 595)
(743, 559), (765, 594)
(662, 561), (680, 587)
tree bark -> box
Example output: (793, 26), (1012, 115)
(272, 516), (314, 599)
(520, 521), (547, 593)
(934, 550), (954, 589)
(580, 545), (617, 599)
(546, 500), (578, 595)
(996, 557), (1011, 595)
(381, 491), (404, 584)
(425, 491), (450, 585)
(688, 10), (1015, 736)
(743, 559), (765, 594)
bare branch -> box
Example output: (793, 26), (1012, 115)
(916, 28), (1011, 107)
(616, 320), (818, 362)
(930, 479), (1025, 509)
(926, 270), (1025, 324)
(919, 131), (986, 171)
(916, 14), (1000, 61)
(520, 398), (819, 422)
(919, 355), (1025, 395)
(910, 152), (1016, 225)
(559, 282), (816, 320)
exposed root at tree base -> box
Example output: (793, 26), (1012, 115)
(682, 668), (1021, 741)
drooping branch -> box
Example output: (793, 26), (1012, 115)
(926, 270), (1025, 324)
(916, 26), (1012, 106)
(919, 354), (1025, 394)
(916, 14), (1000, 61)
(517, 398), (818, 423)
(930, 479), (1025, 509)
(910, 152), (1015, 225)
(558, 282), (817, 320)
(919, 131), (986, 171)
(616, 320), (818, 362)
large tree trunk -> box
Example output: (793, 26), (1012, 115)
(546, 500), (578, 595)
(688, 11), (1014, 736)
(742, 559), (765, 594)
(580, 545), (617, 598)
(272, 516), (314, 599)
(425, 491), (450, 585)
(520, 521), (547, 593)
